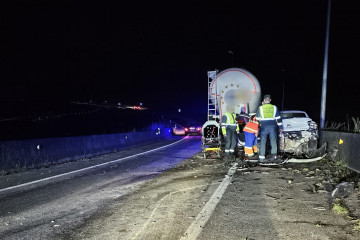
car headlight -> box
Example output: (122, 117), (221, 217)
(308, 121), (318, 130)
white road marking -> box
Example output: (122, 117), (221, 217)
(181, 162), (238, 239)
(0, 137), (188, 193)
(130, 183), (218, 240)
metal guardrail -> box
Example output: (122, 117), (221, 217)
(0, 120), (175, 174)
(320, 130), (360, 173)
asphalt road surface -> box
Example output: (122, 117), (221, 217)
(1, 135), (360, 240)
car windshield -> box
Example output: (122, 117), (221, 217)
(280, 112), (307, 119)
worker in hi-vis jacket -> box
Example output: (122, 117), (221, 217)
(243, 114), (259, 159)
(256, 94), (283, 163)
(221, 105), (239, 160)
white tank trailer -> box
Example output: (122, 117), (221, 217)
(209, 68), (261, 117)
(202, 68), (261, 159)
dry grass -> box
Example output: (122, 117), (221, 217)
(353, 219), (360, 231)
(324, 116), (360, 133)
(332, 199), (349, 215)
(352, 117), (360, 133)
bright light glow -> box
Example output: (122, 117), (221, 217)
(185, 128), (189, 131)
(308, 121), (318, 129)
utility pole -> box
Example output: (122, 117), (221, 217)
(281, 69), (285, 111)
(320, 0), (331, 129)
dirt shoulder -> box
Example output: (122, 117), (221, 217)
(201, 161), (360, 240)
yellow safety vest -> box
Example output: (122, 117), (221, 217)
(221, 112), (239, 135)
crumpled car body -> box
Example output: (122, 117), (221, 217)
(279, 110), (318, 157)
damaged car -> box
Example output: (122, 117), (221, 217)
(279, 110), (319, 158)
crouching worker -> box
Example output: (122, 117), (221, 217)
(243, 114), (259, 159)
(221, 105), (239, 161)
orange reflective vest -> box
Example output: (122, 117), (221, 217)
(243, 117), (259, 134)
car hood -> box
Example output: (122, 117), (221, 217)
(282, 118), (311, 131)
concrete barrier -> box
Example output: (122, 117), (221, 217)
(0, 122), (175, 174)
(321, 130), (360, 173)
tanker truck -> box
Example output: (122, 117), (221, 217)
(201, 67), (325, 161)
(201, 67), (261, 158)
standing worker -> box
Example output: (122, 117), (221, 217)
(221, 105), (239, 160)
(243, 114), (259, 159)
(256, 94), (283, 163)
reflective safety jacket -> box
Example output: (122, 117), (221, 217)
(256, 103), (283, 129)
(221, 112), (239, 135)
(243, 116), (259, 135)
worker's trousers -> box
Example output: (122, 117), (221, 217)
(225, 127), (237, 155)
(259, 125), (278, 160)
(244, 131), (258, 156)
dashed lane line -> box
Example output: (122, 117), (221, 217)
(0, 136), (188, 194)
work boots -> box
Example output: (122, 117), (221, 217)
(263, 154), (282, 164)
(248, 155), (259, 160)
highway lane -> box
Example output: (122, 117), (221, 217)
(0, 136), (203, 240)
(1, 135), (359, 240)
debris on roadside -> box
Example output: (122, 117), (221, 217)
(313, 207), (327, 211)
(331, 182), (355, 199)
(327, 146), (338, 161)
(302, 168), (309, 173)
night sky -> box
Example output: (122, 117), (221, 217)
(1, 0), (359, 124)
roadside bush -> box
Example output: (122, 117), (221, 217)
(324, 116), (360, 133)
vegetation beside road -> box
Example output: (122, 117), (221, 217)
(324, 116), (360, 133)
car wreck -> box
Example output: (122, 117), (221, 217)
(279, 110), (325, 159)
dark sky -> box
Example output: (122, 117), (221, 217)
(1, 0), (359, 123)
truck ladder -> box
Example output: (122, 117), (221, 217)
(207, 70), (219, 121)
